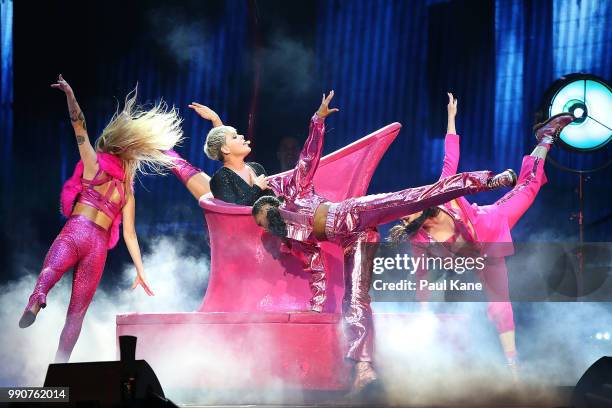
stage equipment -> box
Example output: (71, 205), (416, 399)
(573, 356), (612, 408)
(540, 73), (611, 152)
(43, 335), (177, 408)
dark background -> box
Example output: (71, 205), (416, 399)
(1, 0), (610, 288)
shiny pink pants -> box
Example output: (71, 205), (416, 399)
(481, 156), (546, 334)
(325, 170), (494, 362)
(26, 216), (109, 362)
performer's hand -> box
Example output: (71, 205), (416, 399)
(251, 173), (269, 190)
(132, 272), (155, 296)
(50, 74), (74, 95)
(188, 102), (222, 126)
(316, 90), (339, 118)
(447, 92), (458, 117)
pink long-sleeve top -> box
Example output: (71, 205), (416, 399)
(268, 114), (329, 243)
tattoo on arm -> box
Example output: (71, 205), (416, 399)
(67, 94), (86, 129)
(76, 134), (86, 145)
(78, 111), (87, 130)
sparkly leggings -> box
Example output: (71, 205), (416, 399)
(26, 215), (109, 363)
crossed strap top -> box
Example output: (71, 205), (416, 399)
(76, 167), (126, 220)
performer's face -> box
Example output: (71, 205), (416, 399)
(222, 128), (252, 157)
(402, 212), (423, 225)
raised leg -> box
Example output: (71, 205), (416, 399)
(19, 230), (79, 328)
(494, 156), (546, 230)
(327, 170), (494, 240)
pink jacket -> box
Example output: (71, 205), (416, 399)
(411, 133), (542, 247)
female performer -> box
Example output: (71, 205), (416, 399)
(19, 75), (184, 363)
(193, 103), (272, 205)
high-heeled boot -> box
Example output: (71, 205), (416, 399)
(345, 361), (379, 400)
(533, 112), (576, 144)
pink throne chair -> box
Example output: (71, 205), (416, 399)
(117, 123), (401, 392)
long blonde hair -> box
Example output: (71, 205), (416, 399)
(95, 88), (183, 184)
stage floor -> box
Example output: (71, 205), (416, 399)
(165, 385), (574, 408)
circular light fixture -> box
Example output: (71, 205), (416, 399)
(541, 73), (611, 152)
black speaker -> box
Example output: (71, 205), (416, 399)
(573, 356), (612, 408)
(41, 336), (177, 408)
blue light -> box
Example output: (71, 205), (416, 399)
(550, 78), (612, 151)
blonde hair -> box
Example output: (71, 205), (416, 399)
(95, 88), (183, 184)
(204, 125), (235, 161)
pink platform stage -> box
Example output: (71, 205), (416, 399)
(115, 122), (469, 391)
(115, 312), (471, 391)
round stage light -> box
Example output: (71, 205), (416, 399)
(595, 332), (603, 340)
(544, 74), (612, 152)
(604, 332), (611, 341)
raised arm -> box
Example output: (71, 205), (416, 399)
(274, 91), (338, 198)
(51, 75), (98, 178)
(189, 102), (223, 127)
(122, 191), (154, 296)
(440, 92), (460, 179)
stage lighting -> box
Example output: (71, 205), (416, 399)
(595, 332), (603, 340)
(604, 332), (611, 341)
(541, 73), (611, 152)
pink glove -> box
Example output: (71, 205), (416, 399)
(162, 149), (202, 185)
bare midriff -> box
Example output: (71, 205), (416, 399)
(313, 202), (331, 241)
(72, 203), (113, 230)
(71, 179), (123, 230)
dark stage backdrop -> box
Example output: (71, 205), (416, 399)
(1, 0), (610, 285)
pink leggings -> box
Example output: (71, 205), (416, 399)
(27, 215), (109, 362)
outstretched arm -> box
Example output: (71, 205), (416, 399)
(122, 192), (154, 296)
(189, 102), (223, 127)
(51, 74), (98, 177)
(440, 92), (460, 179)
(184, 172), (211, 199)
(162, 149), (211, 199)
(285, 90), (339, 196)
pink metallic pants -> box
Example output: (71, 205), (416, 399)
(26, 216), (109, 362)
(482, 156), (546, 333)
(324, 170), (494, 362)
(338, 229), (379, 362)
